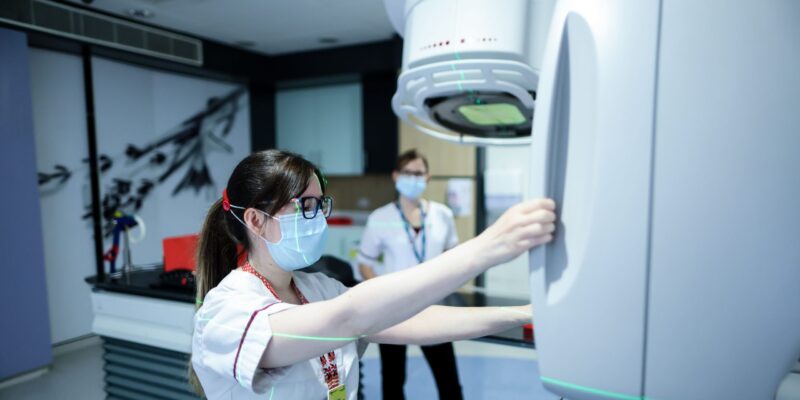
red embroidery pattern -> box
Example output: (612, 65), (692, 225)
(241, 261), (341, 390)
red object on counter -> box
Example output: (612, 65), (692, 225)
(523, 323), (534, 342)
(327, 216), (353, 226)
(163, 234), (199, 272)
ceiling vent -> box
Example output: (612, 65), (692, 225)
(0, 0), (202, 65)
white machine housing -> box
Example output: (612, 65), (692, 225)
(388, 0), (800, 398)
(527, 0), (800, 399)
(386, 0), (554, 146)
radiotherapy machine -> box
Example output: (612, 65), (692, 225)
(386, 0), (800, 399)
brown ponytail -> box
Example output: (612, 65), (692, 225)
(189, 149), (326, 395)
(196, 199), (240, 304)
(189, 198), (238, 395)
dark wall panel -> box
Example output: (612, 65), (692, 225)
(249, 82), (276, 151)
(362, 71), (399, 173)
(270, 37), (402, 81)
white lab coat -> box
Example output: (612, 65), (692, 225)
(357, 200), (459, 275)
(192, 270), (366, 399)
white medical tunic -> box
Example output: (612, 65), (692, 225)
(357, 200), (459, 275)
(192, 269), (366, 399)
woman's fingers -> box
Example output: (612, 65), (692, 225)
(514, 212), (556, 234)
(526, 209), (556, 224)
(516, 222), (555, 241)
(516, 198), (556, 213)
(516, 234), (553, 250)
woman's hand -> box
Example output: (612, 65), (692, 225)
(503, 304), (533, 324)
(474, 198), (556, 268)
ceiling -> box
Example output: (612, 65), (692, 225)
(66, 0), (397, 55)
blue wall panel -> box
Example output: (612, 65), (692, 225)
(0, 27), (53, 380)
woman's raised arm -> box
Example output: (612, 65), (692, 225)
(260, 198), (555, 368)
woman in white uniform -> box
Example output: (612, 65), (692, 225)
(190, 150), (556, 400)
(357, 149), (464, 399)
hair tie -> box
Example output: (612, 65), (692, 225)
(222, 188), (231, 212)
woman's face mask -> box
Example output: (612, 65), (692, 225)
(395, 175), (427, 199)
(230, 201), (328, 271)
(257, 208), (328, 271)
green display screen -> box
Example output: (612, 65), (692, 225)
(458, 103), (527, 126)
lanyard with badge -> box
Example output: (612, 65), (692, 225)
(241, 261), (346, 400)
(394, 201), (426, 263)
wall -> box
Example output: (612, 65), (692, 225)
(0, 28), (53, 379)
(325, 175), (396, 212)
(28, 51), (251, 344)
(29, 48), (94, 344)
(91, 56), (251, 267)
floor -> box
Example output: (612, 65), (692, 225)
(0, 337), (556, 399)
(0, 337), (105, 400)
(360, 341), (558, 399)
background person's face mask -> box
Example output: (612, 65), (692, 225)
(396, 175), (427, 199)
(258, 210), (328, 271)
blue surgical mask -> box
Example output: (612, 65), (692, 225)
(396, 175), (427, 199)
(260, 211), (328, 271)
(230, 204), (328, 271)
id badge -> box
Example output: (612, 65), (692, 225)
(327, 384), (346, 400)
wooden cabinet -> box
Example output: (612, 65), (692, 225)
(399, 121), (476, 177)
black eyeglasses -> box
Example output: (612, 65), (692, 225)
(293, 196), (334, 219)
(399, 169), (427, 177)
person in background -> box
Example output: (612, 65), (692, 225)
(190, 149), (556, 400)
(358, 149), (463, 400)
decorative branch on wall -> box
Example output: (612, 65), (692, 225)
(38, 87), (246, 236)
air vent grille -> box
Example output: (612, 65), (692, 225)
(0, 0), (202, 65)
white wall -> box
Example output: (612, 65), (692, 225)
(483, 146), (531, 299)
(92, 56), (251, 266)
(29, 49), (94, 344)
(28, 50), (251, 343)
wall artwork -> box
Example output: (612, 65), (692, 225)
(35, 54), (251, 294)
(39, 87), (246, 238)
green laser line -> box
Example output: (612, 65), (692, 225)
(540, 376), (646, 400)
(273, 332), (366, 341)
(268, 386), (275, 400)
(292, 203), (311, 265)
